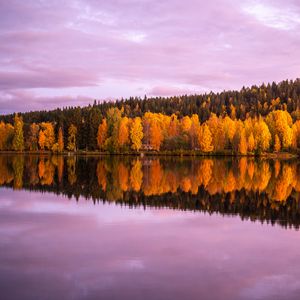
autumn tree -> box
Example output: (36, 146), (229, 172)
(248, 133), (255, 152)
(130, 117), (143, 151)
(189, 114), (200, 149)
(142, 112), (152, 147)
(39, 122), (55, 150)
(206, 114), (225, 151)
(0, 122), (14, 150)
(97, 118), (108, 150)
(274, 134), (281, 152)
(38, 130), (46, 150)
(12, 114), (24, 151)
(0, 122), (7, 150)
(181, 116), (192, 133)
(168, 114), (179, 137)
(106, 107), (123, 152)
(118, 117), (130, 148)
(27, 123), (39, 151)
(233, 122), (247, 154)
(149, 119), (163, 151)
(238, 129), (248, 155)
(291, 123), (299, 150)
(254, 118), (271, 153)
(67, 124), (77, 151)
(198, 124), (213, 152)
(266, 110), (293, 149)
(223, 116), (236, 148)
(58, 127), (64, 152)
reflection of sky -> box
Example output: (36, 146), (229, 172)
(0, 189), (300, 300)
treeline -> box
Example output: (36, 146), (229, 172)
(0, 79), (300, 150)
(1, 108), (300, 154)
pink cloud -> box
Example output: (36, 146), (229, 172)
(149, 85), (196, 96)
(0, 0), (299, 113)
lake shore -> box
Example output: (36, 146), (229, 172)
(0, 150), (298, 159)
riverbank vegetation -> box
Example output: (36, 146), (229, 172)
(1, 79), (300, 155)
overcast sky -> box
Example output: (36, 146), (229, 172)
(0, 0), (299, 114)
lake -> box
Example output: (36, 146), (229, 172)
(0, 154), (300, 300)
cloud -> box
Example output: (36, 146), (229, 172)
(0, 90), (92, 114)
(0, 0), (299, 113)
(148, 85), (197, 96)
(243, 2), (300, 30)
(0, 69), (99, 90)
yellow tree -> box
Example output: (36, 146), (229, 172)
(206, 114), (220, 150)
(97, 118), (107, 150)
(266, 110), (293, 149)
(291, 123), (298, 150)
(0, 122), (6, 150)
(67, 124), (77, 151)
(248, 133), (255, 152)
(189, 114), (200, 149)
(198, 124), (213, 152)
(181, 116), (192, 133)
(223, 116), (236, 148)
(168, 114), (179, 137)
(130, 117), (143, 151)
(254, 118), (271, 153)
(149, 118), (163, 151)
(58, 127), (64, 152)
(106, 107), (123, 151)
(27, 123), (39, 151)
(142, 112), (152, 147)
(118, 117), (130, 147)
(274, 134), (281, 152)
(292, 120), (300, 149)
(215, 117), (226, 151)
(0, 122), (14, 150)
(239, 129), (248, 155)
(38, 130), (46, 150)
(39, 122), (55, 150)
(12, 114), (24, 151)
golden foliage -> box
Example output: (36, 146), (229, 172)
(118, 117), (130, 147)
(130, 117), (143, 151)
(58, 127), (64, 152)
(198, 124), (214, 152)
(97, 119), (108, 150)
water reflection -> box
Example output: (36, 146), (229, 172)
(1, 154), (300, 229)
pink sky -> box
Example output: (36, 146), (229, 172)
(0, 0), (300, 114)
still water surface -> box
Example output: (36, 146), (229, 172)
(0, 155), (300, 299)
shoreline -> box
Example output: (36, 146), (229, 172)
(0, 150), (298, 159)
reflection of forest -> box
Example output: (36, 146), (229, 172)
(1, 155), (300, 229)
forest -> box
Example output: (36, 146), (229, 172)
(1, 78), (300, 155)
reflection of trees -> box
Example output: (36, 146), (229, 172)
(27, 155), (39, 185)
(52, 156), (64, 184)
(1, 155), (300, 228)
(38, 158), (55, 185)
(67, 156), (77, 185)
(12, 155), (24, 189)
(97, 160), (107, 191)
(130, 160), (143, 192)
(0, 156), (14, 185)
